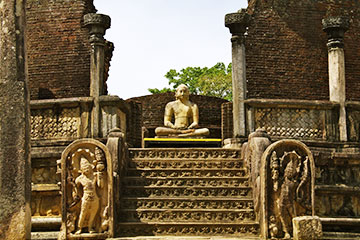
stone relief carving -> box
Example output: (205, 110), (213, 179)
(259, 139), (315, 239)
(32, 166), (58, 184)
(118, 224), (258, 237)
(31, 193), (60, 217)
(269, 150), (311, 238)
(31, 107), (80, 139)
(254, 108), (324, 139)
(59, 139), (113, 239)
(129, 149), (240, 160)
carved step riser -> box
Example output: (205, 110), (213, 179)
(119, 210), (256, 223)
(117, 224), (259, 237)
(122, 178), (250, 188)
(129, 149), (242, 161)
(122, 188), (252, 198)
(128, 160), (245, 170)
(120, 199), (254, 210)
(126, 169), (248, 178)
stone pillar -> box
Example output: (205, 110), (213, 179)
(84, 13), (111, 138)
(322, 16), (349, 142)
(225, 9), (249, 138)
(0, 0), (31, 239)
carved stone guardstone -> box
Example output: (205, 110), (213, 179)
(292, 216), (322, 240)
(259, 139), (316, 239)
(59, 139), (113, 239)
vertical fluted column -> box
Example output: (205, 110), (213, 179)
(322, 16), (349, 141)
(0, 0), (31, 239)
(84, 13), (111, 138)
(225, 9), (249, 139)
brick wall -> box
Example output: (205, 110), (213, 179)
(125, 100), (142, 148)
(246, 0), (360, 101)
(26, 0), (96, 100)
(129, 93), (228, 138)
(221, 102), (233, 140)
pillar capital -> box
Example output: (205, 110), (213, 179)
(225, 9), (250, 42)
(322, 16), (350, 49)
(84, 13), (111, 44)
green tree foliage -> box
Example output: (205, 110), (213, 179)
(148, 62), (232, 100)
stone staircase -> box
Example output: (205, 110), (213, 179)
(116, 148), (259, 238)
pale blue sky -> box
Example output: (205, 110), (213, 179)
(94, 1), (248, 99)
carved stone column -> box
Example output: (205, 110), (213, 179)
(225, 9), (249, 139)
(322, 16), (349, 141)
(84, 13), (111, 137)
(0, 0), (31, 239)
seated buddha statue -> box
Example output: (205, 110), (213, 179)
(155, 84), (210, 138)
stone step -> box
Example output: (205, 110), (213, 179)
(128, 159), (245, 169)
(116, 222), (259, 237)
(126, 169), (248, 178)
(322, 232), (360, 240)
(122, 186), (252, 198)
(120, 197), (254, 210)
(111, 237), (260, 240)
(122, 176), (250, 188)
(128, 148), (242, 162)
(119, 208), (256, 223)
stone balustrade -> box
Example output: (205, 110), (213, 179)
(30, 96), (128, 141)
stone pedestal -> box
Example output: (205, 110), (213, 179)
(0, 0), (31, 239)
(293, 216), (323, 240)
(84, 13), (111, 138)
(322, 16), (349, 142)
(225, 9), (249, 138)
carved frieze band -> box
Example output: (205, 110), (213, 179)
(254, 108), (324, 139)
(120, 210), (256, 222)
(123, 178), (249, 188)
(128, 159), (244, 170)
(123, 187), (251, 198)
(118, 224), (258, 236)
(121, 199), (254, 210)
(129, 149), (241, 160)
(31, 107), (80, 139)
(128, 169), (247, 178)
(316, 165), (360, 186)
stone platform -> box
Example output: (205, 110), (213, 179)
(143, 138), (222, 148)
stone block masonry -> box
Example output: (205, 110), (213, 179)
(0, 0), (31, 239)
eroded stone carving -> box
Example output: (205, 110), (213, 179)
(31, 107), (80, 139)
(255, 108), (324, 139)
(260, 140), (315, 239)
(59, 139), (113, 239)
(155, 84), (209, 138)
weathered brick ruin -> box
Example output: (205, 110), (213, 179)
(26, 0), (112, 99)
(245, 0), (360, 101)
(1, 0), (360, 239)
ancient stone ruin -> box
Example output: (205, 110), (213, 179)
(1, 0), (360, 240)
